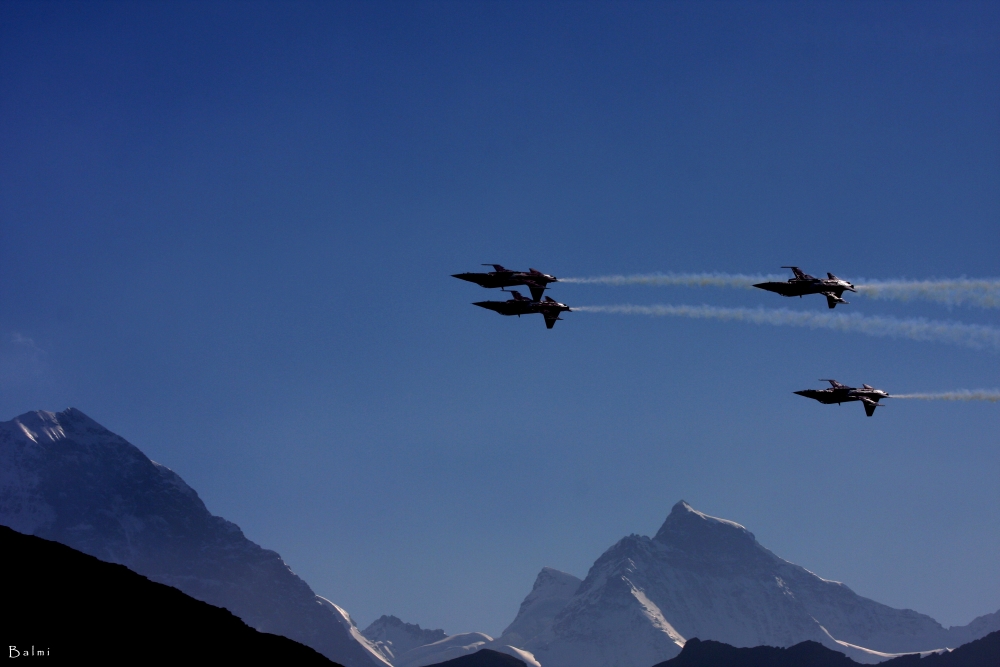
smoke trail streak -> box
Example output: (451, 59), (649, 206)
(561, 273), (1000, 308)
(893, 390), (1000, 402)
(573, 304), (1000, 351)
(853, 279), (1000, 309)
(561, 272), (780, 288)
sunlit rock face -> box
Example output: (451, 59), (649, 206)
(0, 408), (387, 667)
(494, 501), (1000, 667)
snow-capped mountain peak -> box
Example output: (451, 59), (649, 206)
(493, 500), (1000, 667)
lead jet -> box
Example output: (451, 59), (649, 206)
(794, 379), (890, 417)
(753, 267), (856, 309)
(452, 265), (558, 302)
(472, 291), (571, 329)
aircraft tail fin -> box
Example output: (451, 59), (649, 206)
(782, 266), (806, 279)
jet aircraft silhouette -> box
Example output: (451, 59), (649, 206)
(794, 379), (889, 417)
(452, 265), (558, 302)
(754, 267), (856, 308)
(472, 291), (571, 329)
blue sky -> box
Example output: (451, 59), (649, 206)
(1, 1), (998, 636)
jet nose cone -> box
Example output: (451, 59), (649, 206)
(793, 390), (808, 396)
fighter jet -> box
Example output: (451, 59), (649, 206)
(452, 265), (558, 302)
(753, 267), (856, 309)
(794, 379), (890, 417)
(472, 291), (571, 329)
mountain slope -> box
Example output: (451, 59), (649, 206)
(362, 615), (449, 663)
(0, 408), (387, 667)
(2, 524), (337, 664)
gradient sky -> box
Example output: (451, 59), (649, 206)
(2, 1), (998, 637)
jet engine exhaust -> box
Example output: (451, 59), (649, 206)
(562, 273), (1000, 309)
(892, 390), (1000, 402)
(572, 304), (1000, 351)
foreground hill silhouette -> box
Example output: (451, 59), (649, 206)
(2, 524), (337, 663)
(651, 632), (1000, 667)
(426, 648), (527, 666)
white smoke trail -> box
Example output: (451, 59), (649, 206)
(892, 390), (1000, 402)
(561, 273), (1000, 309)
(853, 279), (1000, 309)
(560, 272), (781, 289)
(573, 304), (1000, 351)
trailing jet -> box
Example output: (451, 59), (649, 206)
(794, 379), (890, 417)
(452, 265), (558, 302)
(472, 291), (571, 329)
(753, 267), (856, 309)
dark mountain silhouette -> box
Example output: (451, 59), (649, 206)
(651, 631), (1000, 667)
(0, 409), (386, 667)
(652, 638), (859, 667)
(2, 524), (337, 663)
(425, 648), (527, 667)
(882, 630), (1000, 667)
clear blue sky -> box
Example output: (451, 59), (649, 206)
(1, 1), (997, 636)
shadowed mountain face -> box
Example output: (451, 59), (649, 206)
(494, 501), (1000, 667)
(2, 525), (337, 664)
(0, 409), (386, 667)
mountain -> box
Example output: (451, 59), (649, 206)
(0, 408), (388, 667)
(500, 567), (582, 648)
(492, 501), (1000, 667)
(881, 631), (1000, 667)
(2, 524), (336, 664)
(363, 615), (449, 663)
(360, 615), (541, 667)
(424, 649), (528, 667)
(650, 631), (1000, 667)
(652, 637), (857, 667)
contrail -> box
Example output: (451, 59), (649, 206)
(561, 272), (779, 289)
(853, 279), (1000, 309)
(573, 304), (1000, 351)
(893, 390), (1000, 402)
(561, 273), (1000, 308)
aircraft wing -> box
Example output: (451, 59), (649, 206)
(861, 397), (882, 417)
(823, 292), (848, 309)
(542, 311), (562, 329)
